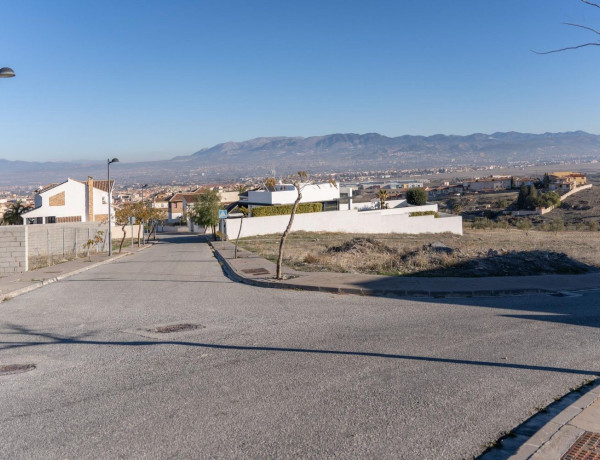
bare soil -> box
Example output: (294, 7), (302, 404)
(237, 229), (600, 277)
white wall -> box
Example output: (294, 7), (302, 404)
(222, 207), (462, 239)
(92, 187), (110, 218)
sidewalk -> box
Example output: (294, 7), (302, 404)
(481, 379), (600, 459)
(0, 244), (152, 303)
(211, 240), (600, 459)
(210, 240), (600, 298)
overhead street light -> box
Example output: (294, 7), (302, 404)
(107, 158), (119, 256)
(0, 67), (15, 78)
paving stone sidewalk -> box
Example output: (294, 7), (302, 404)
(210, 240), (600, 299)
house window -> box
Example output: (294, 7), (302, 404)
(36, 217), (43, 224)
(47, 216), (56, 224)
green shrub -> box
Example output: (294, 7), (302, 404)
(539, 218), (565, 232)
(516, 218), (533, 230)
(409, 211), (439, 218)
(251, 202), (323, 217)
(471, 217), (509, 230)
(406, 187), (427, 206)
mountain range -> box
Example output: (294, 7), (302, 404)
(1, 131), (599, 187)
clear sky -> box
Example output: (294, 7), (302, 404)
(2, 0), (600, 162)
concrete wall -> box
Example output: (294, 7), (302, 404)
(561, 183), (593, 200)
(26, 222), (109, 259)
(0, 226), (27, 274)
(221, 207), (463, 239)
(0, 222), (145, 274)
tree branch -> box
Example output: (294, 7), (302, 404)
(532, 42), (600, 54)
(564, 22), (600, 35)
(581, 0), (600, 10)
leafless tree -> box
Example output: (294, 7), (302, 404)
(534, 0), (600, 54)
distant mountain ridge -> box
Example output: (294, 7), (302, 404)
(2, 131), (600, 187)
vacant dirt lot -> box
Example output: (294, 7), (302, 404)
(237, 229), (600, 277)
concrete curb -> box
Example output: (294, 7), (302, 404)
(209, 241), (561, 299)
(479, 378), (600, 459)
(0, 245), (155, 304)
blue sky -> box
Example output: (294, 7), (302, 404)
(2, 0), (600, 162)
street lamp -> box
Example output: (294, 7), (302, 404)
(141, 184), (148, 244)
(107, 158), (119, 256)
(0, 67), (15, 78)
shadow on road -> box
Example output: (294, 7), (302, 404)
(1, 323), (598, 377)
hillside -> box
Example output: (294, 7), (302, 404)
(2, 131), (600, 187)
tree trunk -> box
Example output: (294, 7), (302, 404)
(234, 216), (244, 259)
(119, 224), (127, 253)
(276, 187), (302, 279)
(137, 221), (142, 247)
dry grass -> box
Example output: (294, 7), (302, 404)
(237, 229), (600, 277)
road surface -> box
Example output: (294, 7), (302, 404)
(1, 235), (599, 459)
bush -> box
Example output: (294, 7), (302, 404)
(406, 188), (427, 206)
(516, 218), (533, 230)
(409, 211), (439, 218)
(251, 202), (322, 217)
(471, 217), (509, 230)
(587, 221), (599, 232)
(539, 218), (565, 232)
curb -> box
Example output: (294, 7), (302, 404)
(209, 242), (559, 299)
(0, 248), (143, 304)
(479, 378), (600, 459)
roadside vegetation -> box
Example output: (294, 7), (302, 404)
(237, 229), (600, 277)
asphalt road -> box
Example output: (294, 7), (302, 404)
(1, 234), (599, 459)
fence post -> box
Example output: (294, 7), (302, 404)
(74, 228), (77, 258)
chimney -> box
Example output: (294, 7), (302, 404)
(87, 176), (94, 222)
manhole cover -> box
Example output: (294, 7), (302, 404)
(562, 431), (600, 459)
(0, 364), (36, 376)
(241, 268), (270, 275)
(150, 323), (201, 334)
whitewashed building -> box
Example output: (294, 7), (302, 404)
(22, 177), (114, 225)
(239, 182), (340, 212)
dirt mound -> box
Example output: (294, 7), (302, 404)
(326, 237), (397, 255)
(410, 250), (592, 277)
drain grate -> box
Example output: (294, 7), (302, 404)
(562, 431), (600, 459)
(150, 323), (201, 334)
(0, 364), (36, 376)
(241, 268), (270, 275)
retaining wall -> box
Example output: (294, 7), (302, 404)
(221, 207), (463, 239)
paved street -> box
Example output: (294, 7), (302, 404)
(1, 234), (599, 459)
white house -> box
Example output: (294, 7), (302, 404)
(239, 182), (340, 212)
(22, 177), (114, 225)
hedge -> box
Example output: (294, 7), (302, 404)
(251, 202), (323, 217)
(409, 211), (439, 218)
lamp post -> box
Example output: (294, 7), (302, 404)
(0, 67), (15, 78)
(107, 158), (119, 256)
(141, 184), (148, 244)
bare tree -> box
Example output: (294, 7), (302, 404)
(276, 171), (307, 280)
(275, 173), (337, 280)
(534, 0), (600, 54)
